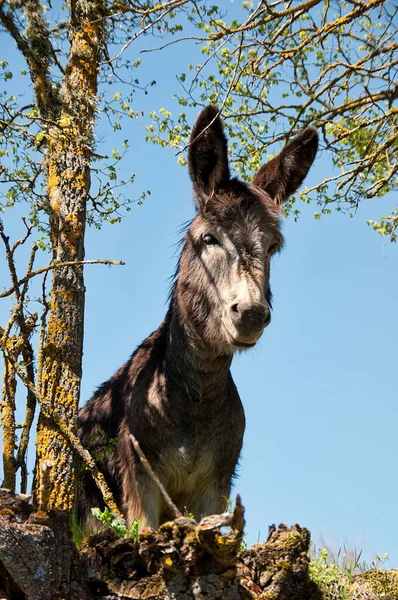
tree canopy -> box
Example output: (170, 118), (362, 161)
(146, 0), (398, 240)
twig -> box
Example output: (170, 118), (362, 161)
(11, 217), (33, 253)
(0, 258), (125, 299)
(106, 0), (190, 65)
(37, 270), (50, 397)
(0, 224), (40, 492)
(13, 314), (37, 494)
(129, 433), (183, 520)
(176, 32), (244, 158)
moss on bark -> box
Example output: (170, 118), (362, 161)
(34, 0), (106, 513)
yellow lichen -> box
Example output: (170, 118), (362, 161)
(74, 172), (86, 189)
(216, 534), (238, 548)
(354, 569), (398, 599)
(34, 4), (104, 515)
(162, 557), (173, 567)
(1, 340), (18, 491)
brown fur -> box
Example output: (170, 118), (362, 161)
(78, 106), (318, 531)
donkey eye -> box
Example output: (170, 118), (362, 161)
(203, 233), (220, 246)
(268, 243), (278, 255)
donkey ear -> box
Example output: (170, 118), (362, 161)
(188, 105), (230, 209)
(252, 127), (318, 204)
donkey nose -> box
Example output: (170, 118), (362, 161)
(230, 302), (270, 336)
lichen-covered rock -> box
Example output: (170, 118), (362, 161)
(0, 487), (33, 522)
(0, 489), (322, 600)
(352, 569), (398, 600)
(82, 499), (318, 599)
(238, 524), (321, 600)
(84, 498), (249, 599)
(0, 488), (90, 600)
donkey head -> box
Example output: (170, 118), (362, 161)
(174, 105), (318, 355)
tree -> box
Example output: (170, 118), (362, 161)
(0, 0), (191, 513)
(147, 0), (398, 240)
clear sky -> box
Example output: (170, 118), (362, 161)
(1, 1), (397, 566)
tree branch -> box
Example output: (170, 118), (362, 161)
(0, 258), (125, 299)
(130, 434), (182, 520)
(0, 1), (59, 117)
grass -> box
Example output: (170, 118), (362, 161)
(309, 544), (391, 600)
(70, 507), (140, 549)
(71, 512), (86, 550)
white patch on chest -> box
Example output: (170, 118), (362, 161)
(163, 443), (215, 500)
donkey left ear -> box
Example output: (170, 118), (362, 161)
(188, 105), (230, 210)
(252, 127), (318, 204)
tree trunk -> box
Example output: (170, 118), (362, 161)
(34, 0), (105, 512)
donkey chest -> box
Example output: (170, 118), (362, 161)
(163, 426), (216, 491)
(163, 446), (214, 502)
(146, 374), (235, 487)
(172, 425), (213, 470)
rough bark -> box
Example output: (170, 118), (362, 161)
(1, 316), (36, 493)
(1, 338), (18, 492)
(0, 489), (322, 600)
(34, 0), (106, 512)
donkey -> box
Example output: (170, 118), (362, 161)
(78, 105), (318, 532)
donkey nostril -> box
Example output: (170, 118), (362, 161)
(231, 303), (239, 314)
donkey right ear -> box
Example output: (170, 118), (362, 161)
(188, 105), (230, 210)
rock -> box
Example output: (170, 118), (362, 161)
(0, 488), (90, 600)
(353, 569), (398, 600)
(0, 489), (319, 599)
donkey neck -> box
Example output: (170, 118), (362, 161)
(164, 304), (233, 403)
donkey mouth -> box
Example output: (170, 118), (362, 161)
(232, 339), (257, 349)
(223, 322), (261, 350)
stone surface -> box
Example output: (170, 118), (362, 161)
(0, 489), (319, 599)
(0, 489), (90, 600)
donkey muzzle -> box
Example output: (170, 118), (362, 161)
(229, 301), (271, 339)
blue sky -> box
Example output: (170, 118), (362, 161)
(1, 1), (397, 565)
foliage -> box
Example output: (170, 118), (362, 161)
(90, 436), (119, 463)
(146, 0), (398, 237)
(91, 507), (140, 540)
(309, 547), (359, 600)
(368, 210), (398, 244)
(309, 546), (391, 600)
(223, 495), (233, 513)
(0, 13), (154, 236)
